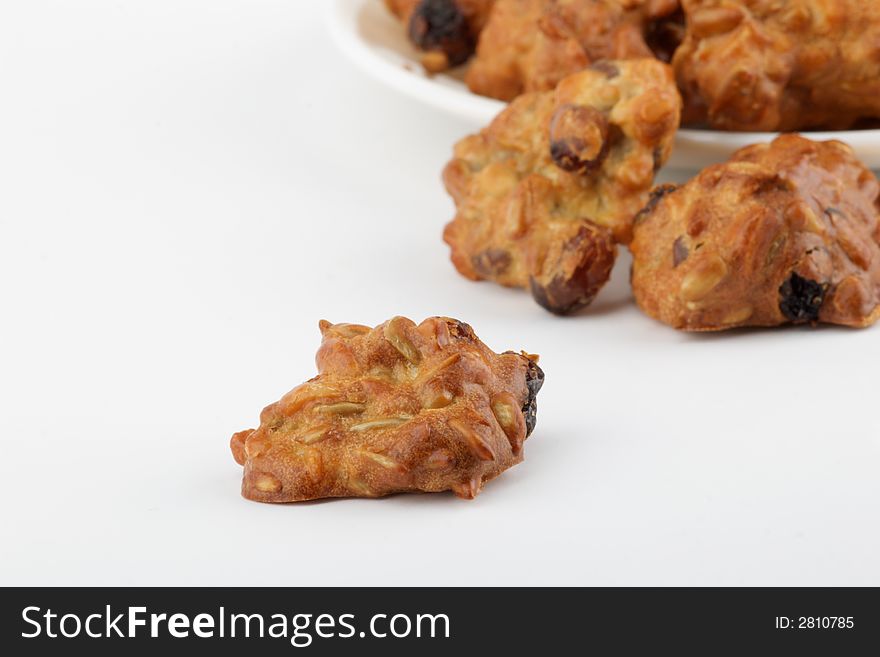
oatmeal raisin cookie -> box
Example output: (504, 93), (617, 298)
(630, 135), (880, 330)
(444, 59), (681, 313)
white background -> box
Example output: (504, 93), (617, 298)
(1, 1), (878, 586)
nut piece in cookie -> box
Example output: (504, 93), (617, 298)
(230, 317), (544, 502)
(466, 0), (682, 101)
(443, 59), (681, 314)
(673, 0), (880, 130)
(630, 135), (880, 330)
(385, 0), (496, 72)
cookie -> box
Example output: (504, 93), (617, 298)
(630, 135), (880, 330)
(444, 59), (681, 313)
(674, 0), (880, 130)
(466, 0), (681, 100)
(231, 317), (544, 501)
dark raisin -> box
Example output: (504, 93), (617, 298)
(529, 224), (616, 314)
(853, 117), (880, 129)
(644, 9), (685, 63)
(779, 272), (827, 322)
(673, 236), (689, 267)
(529, 276), (579, 315)
(522, 357), (544, 437)
(471, 248), (512, 277)
(499, 352), (543, 437)
(549, 105), (610, 173)
(447, 319), (476, 340)
(652, 146), (664, 172)
(550, 139), (589, 172)
(408, 0), (473, 67)
(634, 183), (678, 225)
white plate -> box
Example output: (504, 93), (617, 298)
(326, 0), (880, 171)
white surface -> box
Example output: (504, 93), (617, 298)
(329, 0), (880, 171)
(1, 0), (879, 587)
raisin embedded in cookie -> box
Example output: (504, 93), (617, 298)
(384, 0), (496, 72)
(630, 135), (880, 330)
(443, 58), (681, 314)
(230, 316), (544, 502)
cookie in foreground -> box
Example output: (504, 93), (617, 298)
(230, 316), (544, 502)
(444, 58), (681, 314)
(630, 135), (880, 331)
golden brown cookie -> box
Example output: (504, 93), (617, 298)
(385, 0), (496, 72)
(230, 316), (544, 502)
(674, 0), (880, 130)
(465, 0), (681, 101)
(444, 59), (681, 314)
(630, 135), (880, 330)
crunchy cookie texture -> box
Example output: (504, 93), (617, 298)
(443, 59), (681, 314)
(466, 0), (681, 101)
(630, 135), (880, 330)
(231, 317), (543, 502)
(674, 0), (880, 130)
(385, 0), (496, 72)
